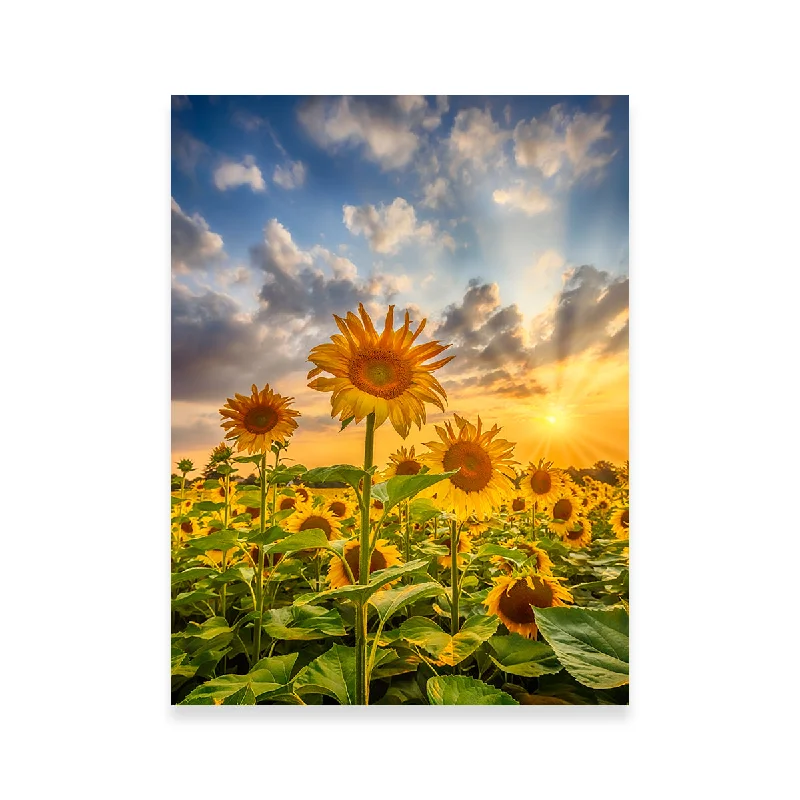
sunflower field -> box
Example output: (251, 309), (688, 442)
(171, 304), (630, 706)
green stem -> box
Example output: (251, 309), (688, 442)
(450, 519), (459, 636)
(403, 500), (411, 566)
(220, 473), (230, 618)
(355, 412), (376, 706)
(253, 452), (268, 664)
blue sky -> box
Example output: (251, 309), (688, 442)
(171, 95), (629, 469)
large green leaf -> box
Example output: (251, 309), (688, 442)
(368, 581), (445, 623)
(395, 614), (498, 666)
(245, 525), (285, 546)
(261, 605), (346, 641)
(488, 633), (562, 678)
(179, 672), (277, 705)
(371, 471), (457, 513)
(171, 567), (216, 585)
(192, 500), (225, 512)
(473, 543), (531, 564)
(185, 529), (240, 553)
(303, 465), (370, 492)
(426, 675), (518, 705)
(294, 644), (357, 704)
(533, 606), (629, 688)
(408, 498), (443, 523)
(265, 529), (332, 554)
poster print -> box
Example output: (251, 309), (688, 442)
(171, 95), (629, 705)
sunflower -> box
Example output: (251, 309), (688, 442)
(520, 459), (566, 506)
(200, 547), (241, 568)
(324, 496), (357, 522)
(307, 303), (454, 438)
(205, 479), (235, 505)
(485, 572), (573, 638)
(175, 518), (199, 543)
(284, 504), (343, 543)
(610, 505), (630, 539)
(381, 445), (425, 480)
(546, 492), (582, 534)
(509, 496), (528, 513)
(491, 538), (554, 576)
(327, 538), (402, 589)
(246, 545), (285, 574)
(172, 493), (194, 514)
(275, 493), (300, 513)
(559, 517), (592, 549)
(219, 384), (300, 453)
(421, 414), (517, 518)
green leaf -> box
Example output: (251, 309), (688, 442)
(533, 606), (629, 689)
(395, 614), (498, 666)
(339, 416), (355, 431)
(249, 653), (299, 694)
(185, 529), (240, 553)
(473, 543), (530, 564)
(246, 525), (286, 545)
(368, 581), (445, 623)
(179, 672), (278, 705)
(303, 464), (368, 491)
(294, 644), (357, 704)
(408, 498), (442, 523)
(233, 454), (264, 464)
(181, 617), (233, 641)
(261, 606), (346, 641)
(193, 500), (225, 512)
(171, 589), (217, 609)
(171, 567), (216, 585)
(373, 471), (458, 514)
(265, 529), (332, 554)
(426, 675), (518, 705)
(488, 633), (563, 678)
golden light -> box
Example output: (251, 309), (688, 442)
(546, 415), (558, 425)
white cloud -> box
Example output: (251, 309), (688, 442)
(421, 176), (451, 209)
(446, 107), (509, 175)
(343, 197), (437, 254)
(272, 160), (307, 189)
(514, 105), (615, 180)
(492, 182), (552, 216)
(171, 198), (224, 272)
(260, 219), (313, 276)
(213, 155), (266, 192)
(298, 96), (444, 171)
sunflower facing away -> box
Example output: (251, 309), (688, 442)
(610, 505), (630, 539)
(219, 384), (300, 453)
(381, 445), (425, 480)
(421, 414), (517, 518)
(327, 538), (402, 589)
(520, 459), (566, 507)
(307, 304), (454, 437)
(485, 572), (573, 639)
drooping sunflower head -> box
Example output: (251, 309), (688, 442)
(307, 304), (454, 438)
(381, 445), (425, 480)
(559, 517), (592, 549)
(421, 414), (517, 518)
(219, 384), (300, 453)
(484, 572), (573, 639)
(546, 491), (582, 534)
(491, 538), (555, 576)
(521, 459), (565, 506)
(210, 442), (234, 463)
(176, 458), (194, 474)
(327, 538), (402, 589)
(610, 505), (630, 540)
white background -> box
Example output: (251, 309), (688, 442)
(2, 1), (798, 798)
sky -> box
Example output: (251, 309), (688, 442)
(171, 95), (629, 475)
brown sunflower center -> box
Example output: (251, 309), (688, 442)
(278, 497), (296, 511)
(246, 506), (260, 520)
(345, 545), (388, 583)
(395, 460), (422, 476)
(349, 349), (413, 399)
(180, 521), (193, 534)
(299, 516), (333, 538)
(566, 524), (585, 540)
(443, 441), (493, 493)
(372, 499), (384, 510)
(296, 487), (309, 501)
(512, 497), (526, 511)
(529, 470), (552, 495)
(498, 578), (554, 624)
(552, 498), (575, 522)
(621, 510), (629, 527)
(328, 501), (347, 518)
(243, 405), (280, 434)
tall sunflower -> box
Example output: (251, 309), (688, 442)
(328, 539), (402, 589)
(307, 304), (454, 438)
(484, 572), (573, 638)
(520, 459), (565, 506)
(381, 445), (425, 480)
(610, 505), (630, 539)
(421, 414), (517, 518)
(219, 384), (300, 453)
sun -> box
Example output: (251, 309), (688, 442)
(545, 415), (557, 425)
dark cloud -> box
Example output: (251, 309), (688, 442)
(531, 265), (629, 365)
(171, 199), (224, 272)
